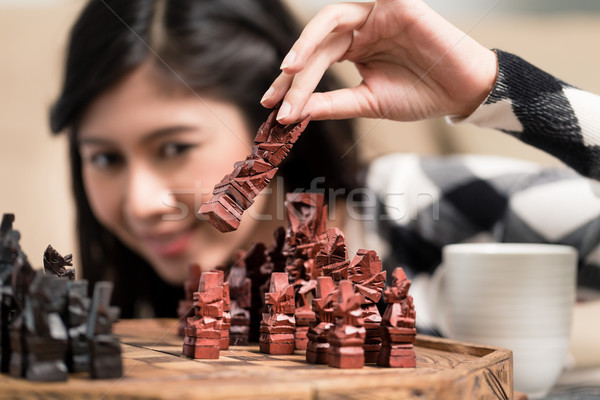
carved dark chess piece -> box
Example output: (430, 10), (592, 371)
(259, 272), (295, 355)
(377, 267), (417, 368)
(227, 253), (252, 346)
(10, 272), (69, 381)
(177, 263), (202, 337)
(199, 105), (310, 232)
(327, 280), (365, 369)
(242, 242), (269, 342)
(43, 244), (75, 280)
(87, 282), (123, 379)
(0, 213), (20, 373)
(65, 280), (90, 373)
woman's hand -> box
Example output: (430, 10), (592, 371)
(261, 0), (498, 124)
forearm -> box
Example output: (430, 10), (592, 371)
(450, 49), (600, 179)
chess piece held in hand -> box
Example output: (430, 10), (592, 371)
(199, 105), (310, 232)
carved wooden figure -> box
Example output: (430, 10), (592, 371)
(227, 252), (252, 345)
(259, 272), (295, 355)
(377, 267), (417, 368)
(316, 228), (350, 282)
(177, 263), (202, 337)
(0, 213), (19, 373)
(10, 272), (69, 381)
(211, 269), (231, 350)
(65, 280), (90, 373)
(199, 106), (310, 232)
(306, 276), (337, 364)
(43, 244), (75, 280)
(87, 282), (123, 379)
(327, 280), (365, 369)
(348, 249), (386, 363)
(282, 193), (327, 350)
(183, 272), (224, 359)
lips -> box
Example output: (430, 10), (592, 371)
(141, 226), (196, 258)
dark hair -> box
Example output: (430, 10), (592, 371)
(50, 0), (361, 317)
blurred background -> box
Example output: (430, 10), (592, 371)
(1, 0), (600, 265)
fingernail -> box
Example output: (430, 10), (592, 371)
(280, 50), (296, 70)
(260, 87), (275, 104)
(277, 101), (291, 121)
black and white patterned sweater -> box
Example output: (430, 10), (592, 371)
(364, 50), (600, 326)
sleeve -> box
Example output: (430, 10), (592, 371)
(365, 154), (600, 296)
(448, 49), (600, 180)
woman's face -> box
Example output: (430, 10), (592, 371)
(78, 63), (269, 285)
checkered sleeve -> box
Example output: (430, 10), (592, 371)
(449, 49), (600, 179)
(365, 154), (600, 297)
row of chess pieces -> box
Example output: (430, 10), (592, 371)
(0, 213), (122, 382)
(178, 191), (418, 369)
(181, 267), (416, 369)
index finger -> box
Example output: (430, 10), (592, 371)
(280, 2), (374, 73)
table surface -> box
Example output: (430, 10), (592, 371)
(0, 318), (517, 400)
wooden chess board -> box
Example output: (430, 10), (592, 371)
(0, 318), (516, 399)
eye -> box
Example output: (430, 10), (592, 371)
(159, 142), (196, 159)
(86, 152), (124, 170)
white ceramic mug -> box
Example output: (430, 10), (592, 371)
(432, 243), (577, 399)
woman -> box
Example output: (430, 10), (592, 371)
(50, 0), (361, 317)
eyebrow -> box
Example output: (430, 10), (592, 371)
(78, 125), (199, 146)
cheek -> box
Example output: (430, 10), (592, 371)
(82, 167), (123, 231)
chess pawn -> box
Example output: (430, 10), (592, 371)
(377, 267), (417, 368)
(87, 281), (123, 379)
(227, 255), (252, 346)
(12, 273), (70, 381)
(306, 276), (336, 364)
(293, 277), (316, 350)
(327, 280), (366, 369)
(183, 272), (223, 359)
(348, 249), (386, 363)
(259, 272), (295, 354)
(211, 269), (231, 350)
(65, 279), (91, 373)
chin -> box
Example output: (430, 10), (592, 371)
(151, 257), (190, 286)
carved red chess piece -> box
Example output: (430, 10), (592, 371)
(259, 272), (295, 355)
(183, 272), (225, 359)
(348, 249), (386, 363)
(327, 280), (365, 369)
(177, 263), (201, 337)
(282, 193), (328, 350)
(377, 267), (417, 368)
(199, 106), (310, 232)
(316, 228), (350, 281)
(211, 269), (231, 350)
(306, 276), (337, 364)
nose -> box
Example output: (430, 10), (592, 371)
(124, 161), (172, 223)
